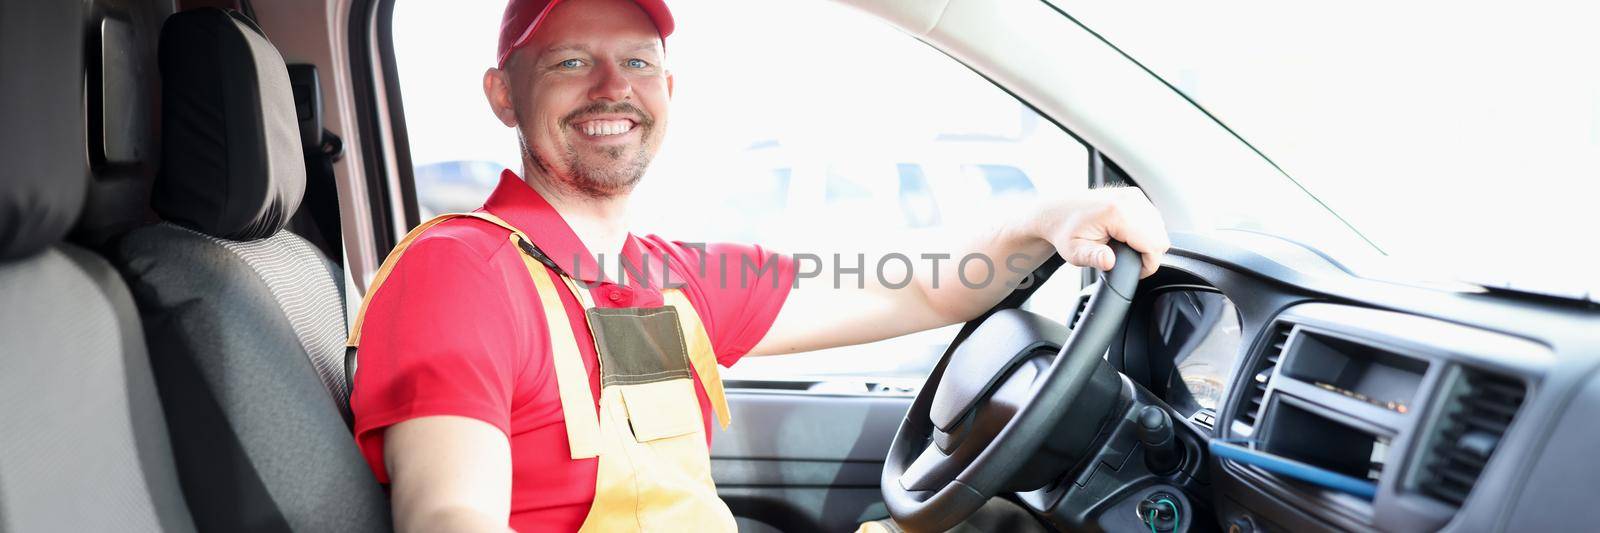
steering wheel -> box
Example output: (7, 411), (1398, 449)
(881, 242), (1143, 532)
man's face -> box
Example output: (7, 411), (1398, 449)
(488, 0), (671, 198)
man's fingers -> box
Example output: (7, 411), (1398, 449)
(1067, 241), (1116, 272)
(1139, 251), (1161, 279)
(1070, 243), (1160, 277)
(1057, 188), (1169, 276)
(1066, 238), (1166, 278)
(1101, 193), (1167, 278)
(1105, 215), (1168, 268)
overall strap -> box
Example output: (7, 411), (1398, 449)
(347, 211), (524, 348)
(661, 290), (732, 430)
(346, 212), (604, 459)
(519, 256), (603, 459)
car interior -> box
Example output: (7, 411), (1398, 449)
(2, 0), (1597, 532)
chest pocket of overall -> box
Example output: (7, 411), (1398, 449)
(587, 306), (703, 443)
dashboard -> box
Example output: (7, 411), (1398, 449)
(1104, 231), (1600, 532)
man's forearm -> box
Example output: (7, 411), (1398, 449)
(753, 200), (1063, 356)
(903, 203), (1057, 326)
(750, 187), (1166, 356)
(899, 187), (1168, 329)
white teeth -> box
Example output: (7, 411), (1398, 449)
(579, 119), (632, 137)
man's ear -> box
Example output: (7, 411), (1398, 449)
(666, 69), (674, 98)
(483, 67), (519, 127)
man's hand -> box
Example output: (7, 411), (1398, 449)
(1034, 187), (1170, 279)
(750, 186), (1169, 356)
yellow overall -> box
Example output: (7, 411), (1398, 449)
(349, 213), (737, 532)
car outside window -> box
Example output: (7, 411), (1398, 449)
(390, 0), (1090, 390)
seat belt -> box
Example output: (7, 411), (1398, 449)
(287, 64), (346, 266)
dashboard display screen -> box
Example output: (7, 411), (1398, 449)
(1147, 290), (1243, 429)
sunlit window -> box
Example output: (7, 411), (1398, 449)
(392, 0), (1089, 385)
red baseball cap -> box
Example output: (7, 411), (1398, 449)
(497, 0), (675, 69)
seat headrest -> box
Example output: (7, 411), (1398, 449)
(154, 8), (304, 241)
(0, 0), (89, 260)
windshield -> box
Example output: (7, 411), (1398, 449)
(1050, 0), (1600, 292)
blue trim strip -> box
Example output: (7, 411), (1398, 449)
(1210, 441), (1378, 500)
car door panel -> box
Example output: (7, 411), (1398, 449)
(712, 390), (911, 531)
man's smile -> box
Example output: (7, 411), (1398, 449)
(570, 116), (642, 143)
(545, 101), (658, 193)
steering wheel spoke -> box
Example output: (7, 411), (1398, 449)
(898, 440), (956, 492)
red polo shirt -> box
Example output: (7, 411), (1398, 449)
(351, 170), (794, 532)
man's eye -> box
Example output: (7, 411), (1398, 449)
(625, 58), (649, 69)
(558, 58), (584, 69)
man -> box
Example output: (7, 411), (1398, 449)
(347, 0), (1169, 531)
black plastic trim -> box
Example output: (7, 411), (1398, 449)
(371, 0), (419, 230)
(346, 0), (419, 256)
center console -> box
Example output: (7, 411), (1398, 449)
(1215, 303), (1546, 532)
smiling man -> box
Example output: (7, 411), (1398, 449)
(346, 0), (1169, 531)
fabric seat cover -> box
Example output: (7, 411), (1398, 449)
(108, 8), (390, 532)
(0, 1), (195, 531)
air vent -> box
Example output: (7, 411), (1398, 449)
(1419, 368), (1526, 507)
(1238, 324), (1291, 429)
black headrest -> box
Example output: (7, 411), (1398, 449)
(0, 0), (88, 260)
(154, 8), (305, 241)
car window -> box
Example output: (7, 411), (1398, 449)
(1047, 0), (1600, 290)
(390, 0), (1089, 389)
(969, 164), (1036, 195)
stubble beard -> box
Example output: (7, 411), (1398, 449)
(523, 104), (657, 200)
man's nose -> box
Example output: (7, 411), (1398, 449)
(588, 61), (633, 103)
